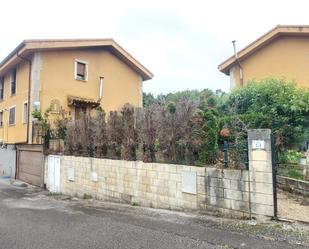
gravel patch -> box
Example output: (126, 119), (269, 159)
(278, 189), (309, 223)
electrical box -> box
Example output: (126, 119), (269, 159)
(91, 172), (98, 182)
(182, 171), (197, 194)
(67, 167), (75, 181)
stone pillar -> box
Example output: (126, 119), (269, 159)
(248, 129), (276, 218)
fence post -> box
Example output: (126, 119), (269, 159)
(223, 140), (228, 168)
(243, 142), (249, 170)
(247, 129), (277, 218)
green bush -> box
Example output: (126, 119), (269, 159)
(220, 78), (309, 152)
(277, 149), (304, 164)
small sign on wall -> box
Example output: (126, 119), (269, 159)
(252, 140), (265, 150)
(182, 171), (197, 194)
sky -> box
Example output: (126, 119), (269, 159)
(1, 0), (309, 95)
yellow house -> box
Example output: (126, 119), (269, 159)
(0, 39), (153, 144)
(218, 25), (309, 88)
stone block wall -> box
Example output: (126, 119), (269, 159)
(277, 175), (309, 197)
(204, 168), (274, 217)
(58, 156), (206, 211)
(49, 153), (275, 218)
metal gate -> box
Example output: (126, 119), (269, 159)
(222, 140), (249, 169)
(47, 155), (61, 193)
(16, 144), (44, 187)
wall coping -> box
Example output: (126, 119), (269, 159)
(277, 175), (309, 185)
(60, 155), (214, 168)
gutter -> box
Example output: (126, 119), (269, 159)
(0, 41), (26, 68)
(16, 52), (32, 144)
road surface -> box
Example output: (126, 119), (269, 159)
(0, 180), (307, 249)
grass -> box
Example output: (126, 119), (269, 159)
(285, 169), (304, 180)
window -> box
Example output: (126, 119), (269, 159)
(22, 102), (28, 123)
(75, 60), (88, 81)
(0, 77), (4, 100)
(10, 68), (16, 96)
(0, 111), (3, 127)
(9, 106), (15, 125)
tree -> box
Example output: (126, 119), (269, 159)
(197, 92), (219, 163)
(143, 92), (156, 107)
(220, 78), (309, 151)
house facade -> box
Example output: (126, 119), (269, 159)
(0, 39), (153, 144)
(218, 25), (309, 89)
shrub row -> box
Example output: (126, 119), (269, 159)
(64, 98), (218, 165)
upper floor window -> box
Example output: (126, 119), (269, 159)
(0, 111), (3, 127)
(10, 68), (16, 96)
(75, 60), (88, 81)
(0, 77), (4, 101)
(9, 106), (16, 125)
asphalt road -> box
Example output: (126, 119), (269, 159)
(0, 180), (307, 249)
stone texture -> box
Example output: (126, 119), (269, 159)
(55, 156), (206, 211)
(277, 175), (309, 197)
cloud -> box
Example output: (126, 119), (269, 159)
(1, 0), (309, 94)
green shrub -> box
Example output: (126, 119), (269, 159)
(277, 150), (304, 164)
(221, 79), (309, 152)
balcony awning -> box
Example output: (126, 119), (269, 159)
(67, 95), (100, 108)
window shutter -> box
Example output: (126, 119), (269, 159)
(9, 107), (15, 125)
(0, 111), (3, 126)
(0, 77), (3, 100)
(77, 62), (85, 76)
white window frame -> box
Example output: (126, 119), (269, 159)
(74, 59), (88, 81)
(10, 68), (17, 96)
(0, 110), (3, 127)
(0, 76), (4, 101)
(8, 105), (16, 126)
(22, 101), (28, 124)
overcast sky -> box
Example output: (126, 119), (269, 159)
(1, 0), (309, 94)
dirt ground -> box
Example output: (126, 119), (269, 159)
(277, 189), (309, 223)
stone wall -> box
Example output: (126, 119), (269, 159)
(49, 153), (275, 218)
(58, 157), (206, 211)
(0, 145), (16, 177)
(277, 175), (309, 197)
(205, 168), (274, 217)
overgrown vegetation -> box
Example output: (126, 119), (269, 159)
(277, 150), (304, 164)
(37, 78), (309, 169)
(32, 107), (69, 147)
(221, 78), (309, 153)
(63, 98), (218, 165)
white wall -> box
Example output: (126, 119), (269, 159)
(0, 145), (16, 178)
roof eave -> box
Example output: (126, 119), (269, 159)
(218, 25), (309, 74)
(0, 39), (154, 81)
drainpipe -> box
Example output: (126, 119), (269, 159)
(232, 40), (244, 87)
(16, 52), (32, 144)
(2, 108), (8, 144)
(98, 76), (104, 103)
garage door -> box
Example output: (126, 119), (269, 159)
(16, 145), (44, 187)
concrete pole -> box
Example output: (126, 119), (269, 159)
(248, 129), (277, 218)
